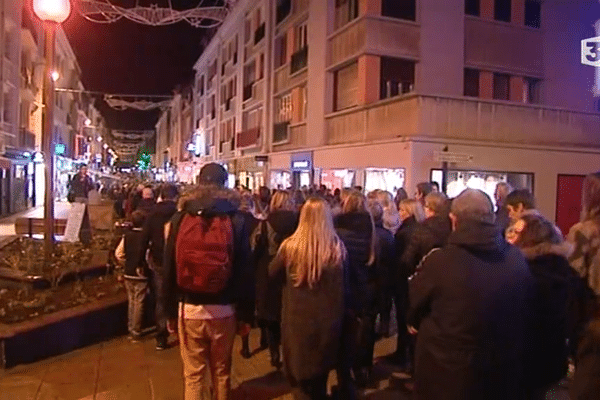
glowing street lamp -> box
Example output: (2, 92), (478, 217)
(32, 0), (73, 262)
(51, 70), (60, 82)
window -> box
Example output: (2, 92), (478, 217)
(258, 53), (265, 79)
(334, 62), (359, 111)
(380, 57), (415, 100)
(275, 34), (287, 68)
(276, 0), (292, 24)
(382, 0), (416, 21)
(525, 77), (541, 104)
(465, 0), (480, 16)
(525, 0), (541, 28)
(291, 23), (309, 74)
(243, 108), (262, 131)
(275, 93), (293, 123)
(494, 0), (511, 22)
(493, 73), (510, 100)
(295, 23), (308, 52)
(464, 68), (480, 97)
(335, 0), (359, 30)
(244, 18), (252, 43)
(199, 75), (205, 96)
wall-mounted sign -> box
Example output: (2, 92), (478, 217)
(291, 151), (313, 171)
(55, 144), (66, 155)
(292, 160), (309, 169)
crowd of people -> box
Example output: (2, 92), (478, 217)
(109, 163), (600, 400)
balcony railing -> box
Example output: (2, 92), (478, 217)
(276, 0), (292, 24)
(290, 46), (308, 74)
(325, 94), (600, 147)
(254, 23), (266, 45)
(236, 127), (261, 148)
(273, 121), (290, 144)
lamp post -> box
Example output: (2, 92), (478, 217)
(32, 0), (72, 262)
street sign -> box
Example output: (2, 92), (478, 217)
(63, 203), (86, 242)
(433, 151), (473, 163)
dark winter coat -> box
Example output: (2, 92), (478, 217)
(252, 210), (298, 322)
(334, 212), (374, 313)
(140, 200), (177, 266)
(394, 216), (419, 281)
(135, 198), (156, 215)
(269, 252), (346, 383)
(69, 173), (94, 199)
(495, 205), (510, 237)
(520, 241), (574, 391)
(162, 192), (254, 323)
(571, 319), (600, 400)
(375, 221), (396, 304)
(401, 215), (451, 276)
(408, 220), (534, 400)
(124, 228), (148, 277)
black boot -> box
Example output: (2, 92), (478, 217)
(240, 335), (251, 359)
(258, 325), (268, 350)
(270, 347), (282, 369)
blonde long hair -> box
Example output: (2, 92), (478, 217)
(399, 199), (426, 223)
(279, 197), (347, 288)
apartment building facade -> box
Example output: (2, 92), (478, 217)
(184, 0), (600, 233)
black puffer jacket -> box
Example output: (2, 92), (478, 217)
(375, 221), (396, 297)
(520, 241), (575, 391)
(252, 209), (298, 322)
(401, 215), (451, 276)
(394, 216), (419, 281)
(335, 212), (374, 312)
(141, 200), (177, 266)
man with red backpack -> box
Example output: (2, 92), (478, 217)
(162, 163), (254, 400)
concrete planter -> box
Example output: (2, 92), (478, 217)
(0, 292), (127, 368)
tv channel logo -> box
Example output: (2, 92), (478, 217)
(582, 36), (600, 66)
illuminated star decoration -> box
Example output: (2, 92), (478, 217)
(76, 0), (230, 28)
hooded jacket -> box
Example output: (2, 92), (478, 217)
(252, 209), (299, 322)
(519, 240), (574, 390)
(140, 200), (177, 266)
(162, 190), (254, 323)
(408, 220), (534, 400)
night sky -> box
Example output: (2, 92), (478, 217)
(58, 0), (224, 130)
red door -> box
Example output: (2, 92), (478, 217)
(556, 175), (585, 236)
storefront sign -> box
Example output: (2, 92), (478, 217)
(291, 151), (313, 171)
(433, 151), (473, 163)
(55, 144), (66, 155)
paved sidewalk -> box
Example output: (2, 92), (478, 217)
(0, 330), (415, 400)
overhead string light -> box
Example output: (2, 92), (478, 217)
(104, 96), (172, 111)
(76, 0), (229, 28)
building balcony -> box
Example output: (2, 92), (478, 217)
(273, 122), (307, 151)
(243, 79), (265, 107)
(325, 94), (600, 148)
(236, 127), (261, 149)
(290, 46), (308, 74)
(274, 64), (307, 94)
(273, 121), (291, 144)
(328, 16), (419, 68)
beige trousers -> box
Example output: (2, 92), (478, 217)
(178, 316), (237, 400)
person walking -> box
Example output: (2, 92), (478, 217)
(334, 191), (376, 388)
(269, 197), (348, 400)
(140, 183), (179, 350)
(68, 165), (94, 202)
(510, 213), (574, 399)
(251, 190), (298, 368)
(162, 163), (254, 400)
(408, 189), (535, 400)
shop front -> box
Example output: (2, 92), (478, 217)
(364, 168), (405, 194)
(177, 161), (196, 184)
(319, 169), (356, 190)
(55, 156), (75, 202)
(290, 151), (313, 189)
(236, 156), (266, 192)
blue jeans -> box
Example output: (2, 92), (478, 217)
(124, 276), (148, 336)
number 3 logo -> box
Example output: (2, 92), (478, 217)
(582, 37), (600, 66)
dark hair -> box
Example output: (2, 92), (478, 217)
(259, 186), (271, 203)
(515, 213), (562, 248)
(131, 210), (147, 228)
(395, 187), (408, 208)
(430, 181), (440, 191)
(505, 189), (535, 210)
(416, 182), (434, 197)
(160, 183), (179, 200)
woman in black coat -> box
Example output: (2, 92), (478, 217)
(511, 213), (575, 399)
(334, 191), (376, 388)
(251, 190), (298, 368)
(393, 199), (426, 367)
(269, 197), (347, 400)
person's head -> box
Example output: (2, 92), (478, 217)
(511, 213), (563, 248)
(430, 181), (440, 193)
(160, 184), (179, 201)
(198, 163), (228, 187)
(416, 182), (434, 202)
(581, 172), (600, 221)
(279, 197), (346, 288)
(394, 188), (408, 209)
(259, 186), (271, 204)
(342, 191), (368, 214)
(79, 165), (88, 175)
(293, 189), (306, 208)
(423, 192), (448, 219)
(333, 188), (341, 198)
(449, 189), (494, 230)
(505, 189), (536, 222)
(142, 187), (154, 200)
(239, 193), (256, 214)
(270, 190), (295, 211)
(398, 199), (426, 223)
(367, 199), (384, 225)
(494, 182), (513, 207)
(130, 210), (147, 228)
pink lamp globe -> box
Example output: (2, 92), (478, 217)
(33, 0), (72, 24)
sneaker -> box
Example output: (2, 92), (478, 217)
(128, 334), (141, 343)
(155, 341), (168, 351)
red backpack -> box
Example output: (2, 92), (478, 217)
(175, 212), (234, 294)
